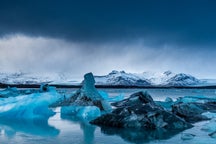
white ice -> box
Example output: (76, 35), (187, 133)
(61, 106), (101, 121)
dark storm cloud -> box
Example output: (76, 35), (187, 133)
(0, 0), (216, 46)
(1, 0), (216, 79)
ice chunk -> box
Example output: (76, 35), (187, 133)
(176, 95), (215, 104)
(209, 131), (216, 138)
(0, 87), (19, 98)
(201, 119), (216, 133)
(202, 112), (216, 119)
(0, 90), (61, 120)
(181, 133), (195, 140)
(82, 73), (102, 100)
(165, 97), (173, 103)
(99, 91), (109, 100)
(155, 97), (174, 111)
(61, 106), (101, 120)
(58, 73), (112, 112)
(99, 91), (124, 102)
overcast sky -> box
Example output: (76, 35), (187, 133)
(0, 0), (216, 79)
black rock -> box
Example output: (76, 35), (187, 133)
(91, 91), (192, 130)
(111, 91), (155, 108)
(171, 102), (216, 123)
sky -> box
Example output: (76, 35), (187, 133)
(0, 0), (216, 79)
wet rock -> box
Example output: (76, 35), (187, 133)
(91, 91), (192, 130)
(111, 91), (155, 108)
(172, 102), (210, 123)
(172, 101), (216, 123)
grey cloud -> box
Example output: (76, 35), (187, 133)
(0, 35), (216, 78)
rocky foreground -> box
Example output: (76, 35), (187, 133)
(90, 91), (193, 130)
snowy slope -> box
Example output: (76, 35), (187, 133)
(0, 70), (211, 86)
(0, 72), (79, 85)
(136, 70), (175, 85)
(95, 70), (203, 86)
(164, 73), (201, 86)
(94, 70), (151, 86)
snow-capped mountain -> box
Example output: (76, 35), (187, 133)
(165, 73), (201, 86)
(0, 72), (79, 85)
(94, 70), (151, 86)
(0, 70), (212, 86)
(136, 70), (175, 85)
(94, 70), (203, 86)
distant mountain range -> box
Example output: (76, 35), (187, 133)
(0, 72), (78, 85)
(94, 70), (204, 86)
(0, 70), (215, 87)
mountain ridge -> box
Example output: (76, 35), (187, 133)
(0, 70), (215, 86)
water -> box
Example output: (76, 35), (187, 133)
(1, 88), (216, 144)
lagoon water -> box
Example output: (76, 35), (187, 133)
(1, 88), (216, 144)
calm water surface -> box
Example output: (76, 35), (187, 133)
(1, 88), (216, 144)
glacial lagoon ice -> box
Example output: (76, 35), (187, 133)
(1, 73), (216, 143)
(58, 73), (114, 120)
(61, 106), (101, 121)
(0, 87), (61, 120)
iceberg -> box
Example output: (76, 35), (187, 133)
(0, 87), (20, 98)
(58, 73), (112, 118)
(99, 91), (124, 102)
(201, 119), (216, 133)
(176, 95), (215, 104)
(0, 84), (57, 98)
(202, 112), (216, 119)
(155, 97), (174, 111)
(0, 88), (61, 120)
(61, 106), (101, 121)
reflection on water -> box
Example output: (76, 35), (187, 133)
(99, 126), (183, 143)
(0, 88), (216, 144)
(0, 119), (60, 138)
(0, 108), (213, 144)
(60, 114), (97, 144)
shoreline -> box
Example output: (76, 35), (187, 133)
(1, 83), (216, 89)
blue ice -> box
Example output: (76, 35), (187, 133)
(0, 89), (61, 120)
